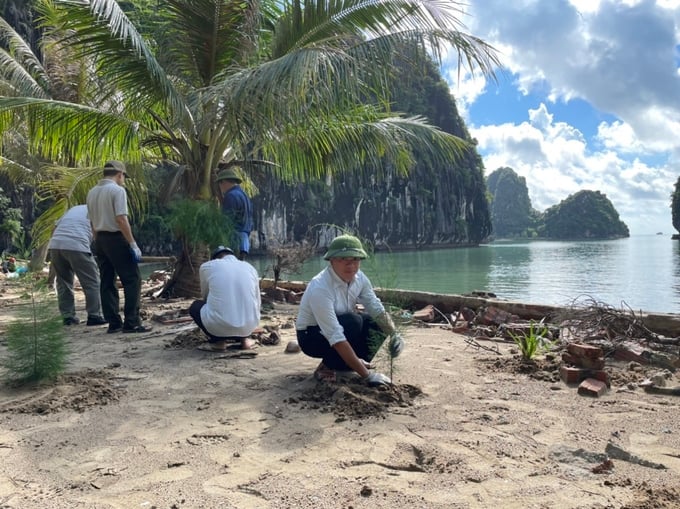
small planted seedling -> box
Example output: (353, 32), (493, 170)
(507, 318), (553, 361)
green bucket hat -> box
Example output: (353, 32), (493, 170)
(215, 168), (242, 183)
(323, 235), (368, 260)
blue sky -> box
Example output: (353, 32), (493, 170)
(441, 0), (680, 234)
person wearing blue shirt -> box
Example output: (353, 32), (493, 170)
(216, 166), (253, 260)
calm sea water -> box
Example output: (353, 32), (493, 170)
(249, 235), (680, 314)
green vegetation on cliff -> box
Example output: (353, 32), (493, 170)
(539, 190), (629, 239)
(487, 167), (629, 241)
(487, 167), (537, 238)
(671, 176), (680, 234)
(253, 47), (493, 249)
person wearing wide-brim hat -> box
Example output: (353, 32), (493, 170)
(295, 234), (405, 386)
(188, 245), (261, 351)
(216, 165), (253, 260)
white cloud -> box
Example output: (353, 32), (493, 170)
(458, 0), (680, 149)
(472, 103), (676, 234)
(441, 0), (680, 234)
(568, 0), (601, 13)
(446, 69), (487, 118)
(595, 121), (641, 152)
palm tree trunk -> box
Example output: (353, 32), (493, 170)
(162, 245), (209, 298)
(29, 242), (49, 273)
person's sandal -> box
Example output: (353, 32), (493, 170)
(313, 362), (337, 383)
(197, 341), (228, 352)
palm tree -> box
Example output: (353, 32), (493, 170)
(0, 5), (83, 264)
(0, 4), (146, 267)
(0, 0), (500, 296)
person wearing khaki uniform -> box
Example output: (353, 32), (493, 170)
(86, 161), (151, 334)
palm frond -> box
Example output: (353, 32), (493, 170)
(0, 15), (50, 96)
(206, 46), (374, 147)
(45, 0), (187, 121)
(0, 97), (141, 162)
(162, 0), (261, 86)
(0, 48), (49, 98)
(0, 155), (35, 184)
(272, 0), (500, 79)
(32, 163), (149, 246)
(259, 108), (469, 181)
(31, 197), (71, 248)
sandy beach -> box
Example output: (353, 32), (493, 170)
(1, 276), (680, 509)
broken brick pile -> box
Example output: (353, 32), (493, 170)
(560, 343), (610, 397)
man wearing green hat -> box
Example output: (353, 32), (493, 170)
(216, 166), (253, 260)
(295, 234), (405, 385)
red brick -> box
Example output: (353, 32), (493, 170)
(578, 378), (608, 397)
(567, 343), (604, 359)
(560, 365), (610, 386)
(612, 341), (648, 364)
(413, 305), (435, 322)
(477, 306), (517, 326)
(560, 365), (587, 384)
(451, 322), (469, 334)
(562, 352), (605, 370)
(589, 370), (610, 386)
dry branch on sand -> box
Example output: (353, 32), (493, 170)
(556, 296), (670, 345)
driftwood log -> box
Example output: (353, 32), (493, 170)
(260, 279), (680, 337)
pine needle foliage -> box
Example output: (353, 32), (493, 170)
(367, 327), (391, 381)
(2, 278), (67, 386)
(367, 316), (405, 384)
(165, 198), (234, 250)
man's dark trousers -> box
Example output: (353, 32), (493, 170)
(94, 231), (141, 329)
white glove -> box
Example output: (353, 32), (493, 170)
(388, 333), (404, 358)
(365, 372), (391, 386)
(130, 242), (142, 263)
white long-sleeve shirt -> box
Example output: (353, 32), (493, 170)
(295, 266), (385, 346)
(199, 256), (260, 337)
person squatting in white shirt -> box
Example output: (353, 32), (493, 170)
(189, 245), (261, 351)
(295, 234), (405, 386)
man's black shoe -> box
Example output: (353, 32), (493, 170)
(63, 316), (81, 326)
(107, 323), (123, 334)
(86, 315), (107, 326)
(122, 325), (153, 334)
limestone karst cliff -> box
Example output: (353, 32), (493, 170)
(251, 54), (492, 251)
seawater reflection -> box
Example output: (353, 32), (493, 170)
(251, 235), (680, 314)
